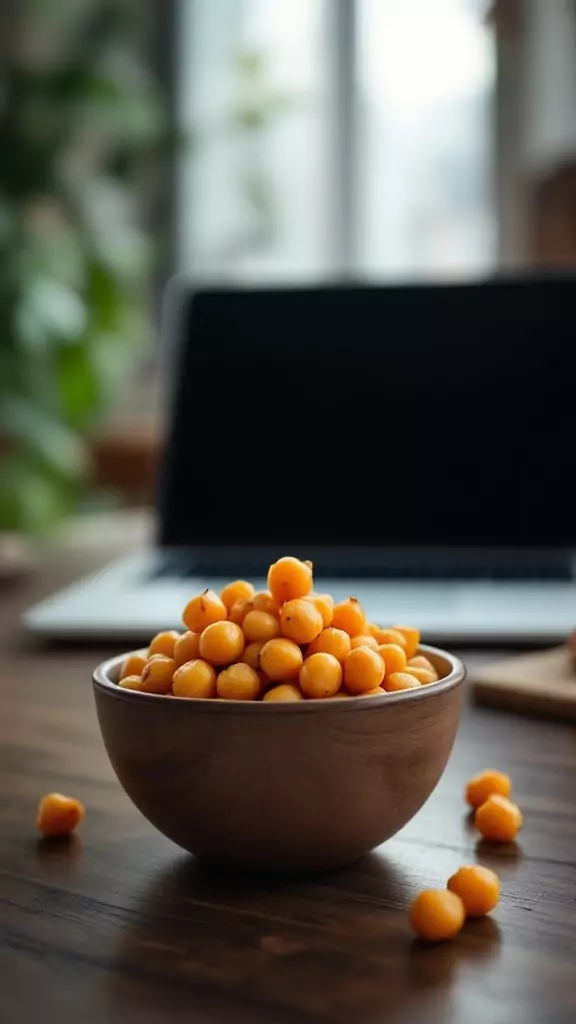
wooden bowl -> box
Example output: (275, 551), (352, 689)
(93, 644), (465, 874)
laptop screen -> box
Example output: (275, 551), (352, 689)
(159, 279), (576, 549)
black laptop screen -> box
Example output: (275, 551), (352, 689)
(159, 279), (576, 549)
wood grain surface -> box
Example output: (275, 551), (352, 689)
(472, 645), (576, 719)
(2, 536), (576, 1024)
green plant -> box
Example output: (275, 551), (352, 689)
(0, 0), (167, 534)
(230, 50), (293, 246)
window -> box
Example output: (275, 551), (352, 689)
(357, 0), (495, 278)
(178, 0), (495, 280)
(179, 0), (330, 278)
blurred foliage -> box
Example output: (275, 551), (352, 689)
(0, 0), (169, 535)
(227, 49), (294, 257)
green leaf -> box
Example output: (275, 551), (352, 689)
(1, 397), (88, 481)
(236, 51), (267, 80)
(0, 452), (75, 535)
(56, 342), (102, 429)
(14, 277), (86, 350)
(86, 259), (123, 334)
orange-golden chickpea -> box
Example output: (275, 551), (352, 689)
(217, 663), (261, 701)
(475, 795), (522, 843)
(263, 684), (304, 702)
(343, 647), (384, 694)
(299, 652), (342, 698)
(174, 630), (201, 667)
(366, 623), (385, 642)
(408, 655), (436, 673)
(378, 643), (407, 676)
(229, 598), (252, 625)
(447, 865), (500, 918)
(267, 556), (313, 604)
(405, 667), (436, 684)
(251, 590), (282, 620)
(307, 626), (351, 663)
(119, 652), (147, 679)
(200, 621), (245, 665)
(243, 610), (281, 644)
(241, 641), (265, 671)
(148, 630), (180, 659)
(405, 666), (437, 685)
(140, 655), (176, 694)
(304, 593), (334, 628)
(367, 626), (407, 649)
(465, 769), (511, 809)
(260, 638), (303, 682)
(350, 634), (379, 652)
(118, 674), (148, 691)
(383, 672), (421, 692)
(409, 890), (465, 942)
(182, 589), (227, 633)
(172, 659), (217, 698)
(220, 579), (255, 613)
(332, 598), (366, 637)
(391, 625), (420, 659)
(36, 793), (85, 837)
(280, 599), (323, 645)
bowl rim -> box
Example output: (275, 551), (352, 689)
(93, 643), (465, 714)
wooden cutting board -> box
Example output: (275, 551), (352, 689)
(472, 646), (576, 719)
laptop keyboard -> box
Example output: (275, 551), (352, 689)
(149, 550), (573, 582)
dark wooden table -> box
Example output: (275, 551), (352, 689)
(2, 537), (576, 1024)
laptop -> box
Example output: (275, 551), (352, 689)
(24, 277), (576, 643)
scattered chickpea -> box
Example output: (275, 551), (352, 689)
(447, 865), (500, 918)
(465, 769), (511, 809)
(36, 793), (85, 837)
(409, 890), (465, 942)
(475, 795), (522, 843)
